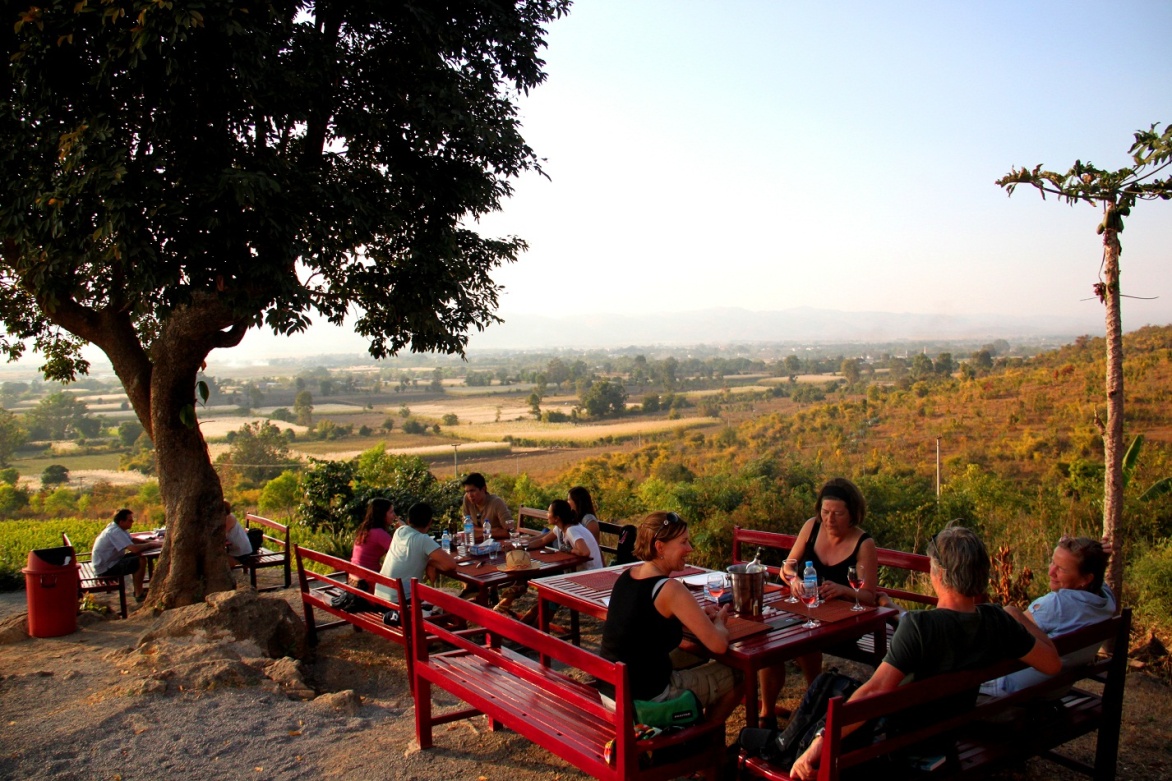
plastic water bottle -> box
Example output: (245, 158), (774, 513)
(803, 561), (819, 604)
(463, 515), (474, 549)
(483, 519), (492, 545)
(441, 528), (451, 554)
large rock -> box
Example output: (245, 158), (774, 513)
(136, 589), (306, 659)
(0, 612), (29, 644)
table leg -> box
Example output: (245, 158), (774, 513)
(743, 665), (761, 729)
(537, 598), (552, 667)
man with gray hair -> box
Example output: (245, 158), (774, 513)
(789, 523), (1061, 780)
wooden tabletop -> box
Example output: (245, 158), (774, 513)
(450, 547), (591, 604)
(534, 563), (898, 726)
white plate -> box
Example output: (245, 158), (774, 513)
(681, 573), (713, 587)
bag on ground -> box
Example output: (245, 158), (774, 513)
(737, 669), (864, 765)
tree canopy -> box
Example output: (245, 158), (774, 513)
(0, 0), (571, 606)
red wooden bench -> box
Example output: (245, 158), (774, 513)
(62, 532), (128, 619)
(240, 514), (291, 591)
(410, 580), (728, 781)
(294, 545), (408, 646)
(739, 610), (1130, 781)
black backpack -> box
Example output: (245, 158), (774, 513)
(737, 670), (865, 766)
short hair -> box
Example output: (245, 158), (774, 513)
(815, 477), (866, 527)
(222, 500), (232, 513)
(407, 502), (433, 529)
(1058, 536), (1109, 594)
(462, 472), (487, 491)
(568, 486), (597, 522)
(927, 523), (989, 598)
(634, 511), (688, 562)
(113, 508), (133, 525)
(549, 499), (576, 526)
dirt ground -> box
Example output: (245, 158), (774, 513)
(0, 574), (1169, 781)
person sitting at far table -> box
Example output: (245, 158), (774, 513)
(91, 508), (161, 603)
(788, 523), (1060, 781)
(374, 503), (459, 607)
(461, 472), (512, 541)
(224, 501), (254, 563)
(567, 485), (602, 544)
(513, 500), (604, 625)
(350, 498), (396, 592)
(600, 511), (744, 726)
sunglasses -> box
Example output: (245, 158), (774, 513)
(663, 512), (683, 527)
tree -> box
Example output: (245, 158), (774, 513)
(1, 1), (568, 608)
(840, 358), (861, 385)
(997, 122), (1172, 600)
(41, 464), (69, 486)
(293, 391), (315, 427)
(216, 421), (299, 486)
(258, 470), (301, 524)
(579, 379), (628, 418)
(0, 410), (28, 467)
(23, 392), (92, 440)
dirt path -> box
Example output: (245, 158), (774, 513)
(0, 583), (1168, 781)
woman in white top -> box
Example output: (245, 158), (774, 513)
(525, 499), (603, 570)
(516, 500), (602, 625)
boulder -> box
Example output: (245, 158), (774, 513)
(136, 589), (305, 659)
(0, 612), (29, 645)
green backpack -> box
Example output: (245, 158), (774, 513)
(633, 690), (702, 728)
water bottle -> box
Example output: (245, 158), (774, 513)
(483, 519), (493, 545)
(441, 528), (451, 554)
(803, 561), (819, 604)
(463, 515), (474, 549)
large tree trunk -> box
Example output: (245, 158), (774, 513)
(146, 358), (235, 608)
(1100, 224), (1125, 603)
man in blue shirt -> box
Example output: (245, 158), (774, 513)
(91, 508), (161, 602)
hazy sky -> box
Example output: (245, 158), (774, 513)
(30, 1), (1172, 368)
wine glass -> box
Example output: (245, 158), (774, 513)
(705, 573), (727, 604)
(796, 577), (821, 629)
(781, 559), (800, 604)
(507, 517), (520, 549)
(847, 565), (865, 611)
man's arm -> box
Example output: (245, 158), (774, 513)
(789, 663), (906, 781)
(1006, 604), (1061, 675)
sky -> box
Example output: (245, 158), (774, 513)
(22, 1), (1172, 368)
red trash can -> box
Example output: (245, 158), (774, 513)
(23, 546), (80, 638)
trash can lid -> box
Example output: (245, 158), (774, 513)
(24, 545), (76, 572)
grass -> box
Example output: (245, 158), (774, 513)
(11, 452), (124, 477)
(460, 416), (721, 444)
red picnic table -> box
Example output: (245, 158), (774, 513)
(533, 562), (898, 727)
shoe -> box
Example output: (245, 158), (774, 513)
(134, 592), (147, 603)
(493, 604), (519, 620)
(493, 596), (515, 612)
(757, 714), (778, 732)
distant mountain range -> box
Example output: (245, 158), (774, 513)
(466, 307), (1106, 350)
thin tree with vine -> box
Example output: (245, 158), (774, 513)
(997, 123), (1171, 599)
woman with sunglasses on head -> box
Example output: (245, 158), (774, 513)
(600, 511), (743, 725)
(758, 477), (877, 728)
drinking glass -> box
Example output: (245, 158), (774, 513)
(847, 565), (865, 611)
(705, 573), (727, 604)
(781, 559), (800, 604)
(507, 518), (520, 549)
(796, 577), (821, 629)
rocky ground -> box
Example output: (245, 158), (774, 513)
(0, 575), (1169, 781)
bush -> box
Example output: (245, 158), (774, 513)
(441, 413), (459, 426)
(41, 464), (69, 486)
(402, 419), (426, 435)
(1128, 541), (1172, 634)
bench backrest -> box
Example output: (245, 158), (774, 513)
(732, 526), (937, 606)
(244, 513), (289, 550)
(294, 544), (406, 611)
(819, 609), (1131, 780)
(517, 505), (547, 530)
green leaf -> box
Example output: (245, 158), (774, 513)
(179, 404), (196, 429)
(1122, 434), (1144, 489)
(1139, 477), (1172, 502)
(196, 380), (209, 405)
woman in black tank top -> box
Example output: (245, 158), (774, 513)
(758, 478), (878, 727)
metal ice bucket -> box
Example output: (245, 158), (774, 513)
(726, 563), (765, 617)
